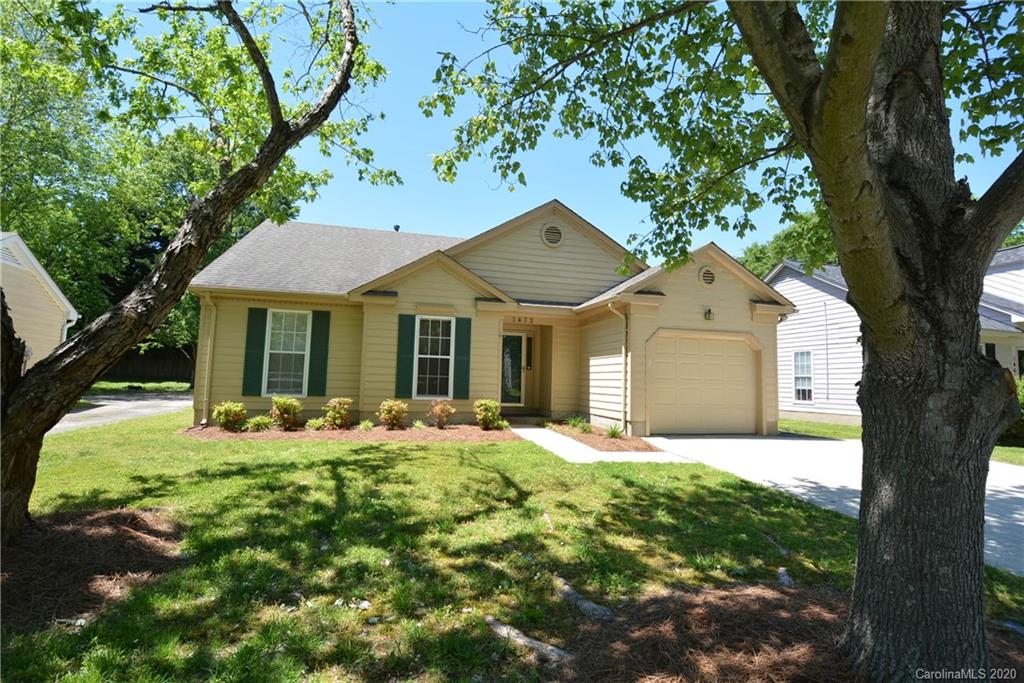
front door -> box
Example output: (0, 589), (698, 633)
(501, 334), (525, 405)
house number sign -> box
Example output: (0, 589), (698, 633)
(511, 316), (535, 324)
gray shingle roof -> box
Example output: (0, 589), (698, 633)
(192, 221), (464, 295)
(991, 244), (1024, 268)
(579, 265), (665, 308)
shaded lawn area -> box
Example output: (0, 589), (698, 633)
(3, 411), (1021, 681)
(87, 380), (191, 394)
(780, 418), (1024, 466)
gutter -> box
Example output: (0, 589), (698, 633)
(606, 301), (629, 431)
(200, 294), (217, 424)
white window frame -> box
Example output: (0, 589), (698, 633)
(793, 350), (814, 403)
(262, 308), (313, 397)
(412, 314), (456, 400)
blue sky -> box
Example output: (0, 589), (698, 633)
(134, 2), (1016, 259)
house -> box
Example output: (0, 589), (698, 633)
(766, 245), (1024, 423)
(188, 200), (795, 435)
(0, 232), (79, 370)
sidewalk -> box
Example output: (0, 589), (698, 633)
(511, 426), (696, 464)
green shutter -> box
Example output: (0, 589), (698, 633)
(395, 314), (416, 398)
(307, 311), (330, 396)
(242, 307), (268, 396)
(453, 317), (472, 400)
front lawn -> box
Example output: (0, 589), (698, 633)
(87, 380), (191, 394)
(780, 418), (1024, 466)
(4, 411), (1021, 680)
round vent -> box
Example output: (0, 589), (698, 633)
(698, 266), (716, 286)
(540, 224), (563, 247)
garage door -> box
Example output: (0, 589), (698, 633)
(647, 333), (758, 434)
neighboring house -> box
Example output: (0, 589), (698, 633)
(189, 200), (795, 435)
(0, 232), (79, 370)
(766, 245), (1024, 423)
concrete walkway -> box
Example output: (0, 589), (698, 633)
(49, 393), (193, 435)
(647, 435), (1024, 576)
(511, 426), (698, 463)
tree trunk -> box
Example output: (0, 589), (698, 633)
(0, 0), (359, 546)
(841, 320), (1018, 679)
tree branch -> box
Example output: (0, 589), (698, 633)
(969, 150), (1024, 254)
(289, 0), (358, 140)
(215, 0), (285, 131)
(105, 63), (213, 114)
(139, 2), (218, 13)
(727, 1), (822, 146)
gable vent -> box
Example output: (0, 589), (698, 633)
(699, 266), (716, 286)
(1, 244), (21, 267)
(540, 225), (563, 247)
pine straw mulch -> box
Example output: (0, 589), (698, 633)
(560, 585), (1024, 682)
(185, 423), (520, 442)
(549, 424), (661, 452)
(1, 508), (184, 633)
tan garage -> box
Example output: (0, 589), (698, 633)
(646, 330), (759, 434)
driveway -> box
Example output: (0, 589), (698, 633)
(49, 393), (193, 435)
(646, 434), (1024, 576)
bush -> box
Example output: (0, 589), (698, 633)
(306, 417), (326, 431)
(606, 424), (623, 439)
(212, 401), (247, 432)
(411, 419), (427, 430)
(243, 415), (272, 432)
(377, 399), (408, 430)
(358, 419), (374, 432)
(474, 399), (507, 430)
(270, 396), (303, 431)
(428, 399), (456, 429)
(999, 377), (1024, 446)
(322, 397), (353, 429)
(566, 415), (593, 433)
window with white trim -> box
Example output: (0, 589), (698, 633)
(793, 351), (813, 402)
(414, 316), (454, 398)
(264, 310), (311, 395)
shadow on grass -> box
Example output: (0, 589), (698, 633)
(10, 440), (1006, 680)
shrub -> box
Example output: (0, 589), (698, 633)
(377, 399), (409, 430)
(606, 424), (623, 439)
(212, 401), (247, 432)
(411, 419), (427, 430)
(428, 399), (456, 429)
(306, 417), (326, 431)
(270, 395), (303, 431)
(243, 415), (272, 432)
(358, 419), (374, 432)
(473, 399), (504, 430)
(999, 377), (1024, 446)
(322, 397), (353, 429)
(566, 415), (592, 434)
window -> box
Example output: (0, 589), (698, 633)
(264, 310), (311, 395)
(794, 351), (813, 402)
(984, 343), (997, 360)
(414, 316), (454, 398)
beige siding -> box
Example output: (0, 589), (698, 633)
(549, 324), (580, 416)
(193, 295), (362, 423)
(1, 263), (66, 367)
(454, 212), (631, 303)
(629, 259), (780, 436)
(358, 264), (502, 420)
(579, 313), (624, 427)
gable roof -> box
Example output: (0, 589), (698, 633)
(444, 199), (647, 274)
(577, 242), (794, 312)
(191, 221), (463, 296)
(349, 250), (516, 303)
(0, 232), (79, 323)
(991, 244), (1024, 268)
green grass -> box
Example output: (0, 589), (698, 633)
(4, 411), (1021, 681)
(87, 380), (191, 394)
(780, 419), (1024, 466)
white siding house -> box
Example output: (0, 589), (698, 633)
(766, 245), (1024, 423)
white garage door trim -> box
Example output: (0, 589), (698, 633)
(644, 328), (766, 435)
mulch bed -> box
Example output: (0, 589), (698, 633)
(563, 585), (1024, 682)
(549, 424), (661, 452)
(184, 424), (520, 442)
(1, 509), (184, 633)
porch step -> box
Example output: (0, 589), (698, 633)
(503, 414), (550, 426)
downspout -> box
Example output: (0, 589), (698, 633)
(201, 293), (218, 424)
(607, 302), (629, 430)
